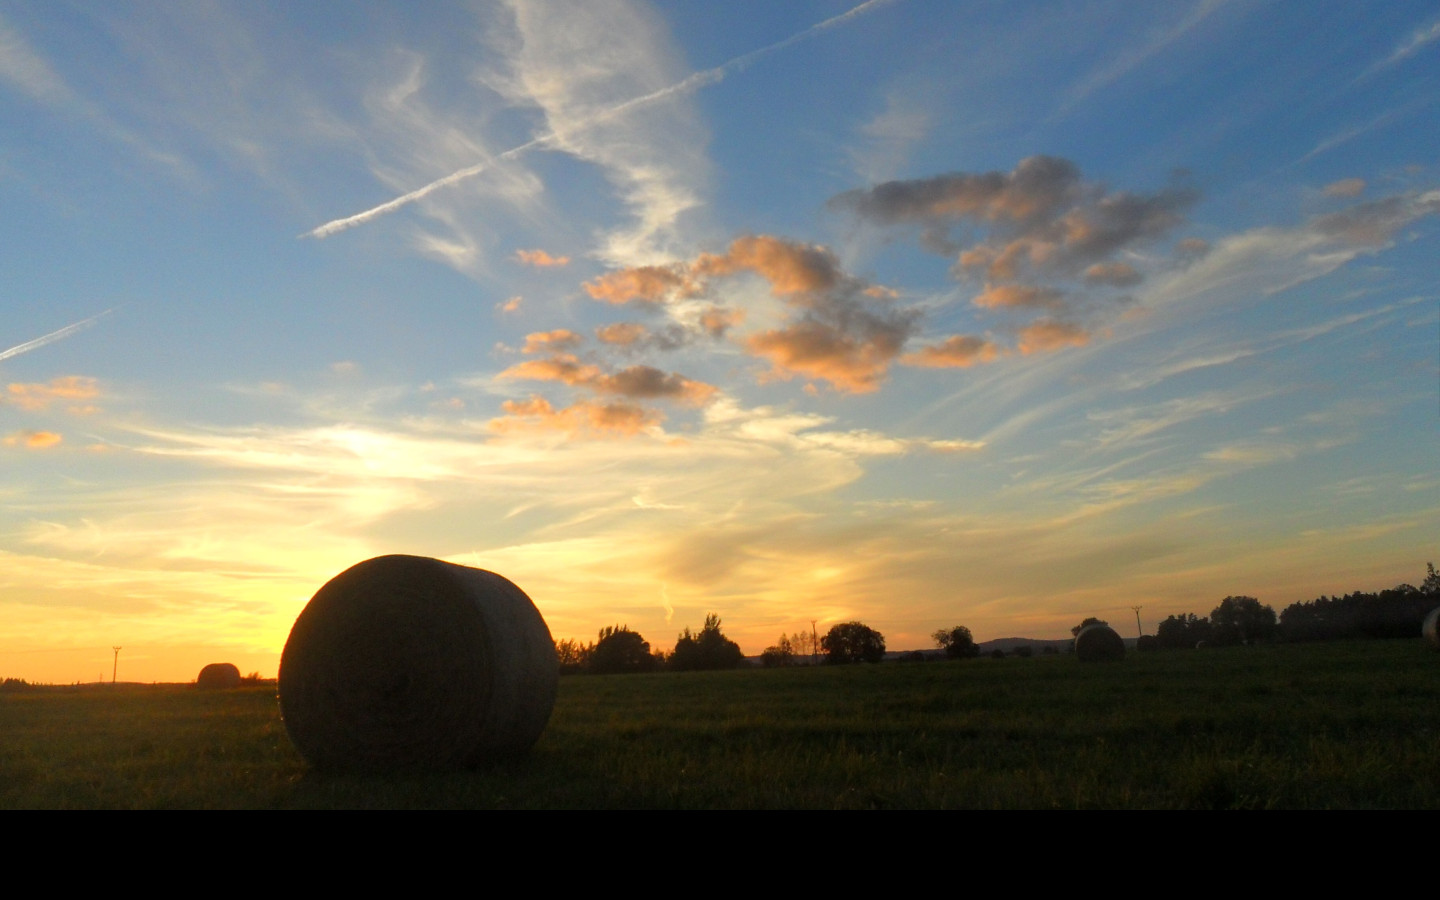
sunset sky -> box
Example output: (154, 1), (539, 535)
(3, 0), (1437, 683)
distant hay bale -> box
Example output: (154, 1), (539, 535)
(196, 662), (241, 689)
(279, 555), (558, 771)
(1425, 607), (1440, 649)
(1074, 624), (1125, 662)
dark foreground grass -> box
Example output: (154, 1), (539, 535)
(3, 640), (1437, 808)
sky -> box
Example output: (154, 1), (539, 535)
(2, 0), (1437, 683)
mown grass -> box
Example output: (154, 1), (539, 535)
(3, 640), (1437, 808)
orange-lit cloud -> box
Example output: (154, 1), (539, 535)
(584, 235), (917, 393)
(748, 319), (908, 394)
(5, 375), (99, 412)
(501, 353), (603, 387)
(1017, 319), (1089, 354)
(901, 335), (1001, 368)
(583, 265), (689, 304)
(501, 353), (716, 405)
(596, 322), (649, 345)
(497, 295), (523, 313)
(972, 283), (1063, 309)
(4, 430), (63, 448)
(521, 329), (583, 354)
(699, 306), (744, 337)
(1323, 178), (1366, 198)
(490, 395), (661, 437)
(693, 235), (842, 296)
(513, 248), (570, 267)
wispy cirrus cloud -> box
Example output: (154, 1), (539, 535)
(304, 0), (902, 252)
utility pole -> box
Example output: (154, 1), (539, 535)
(1131, 606), (1143, 638)
(112, 646), (121, 684)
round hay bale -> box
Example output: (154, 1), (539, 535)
(1424, 607), (1440, 649)
(279, 555), (558, 771)
(1074, 623), (1125, 662)
(196, 662), (241, 689)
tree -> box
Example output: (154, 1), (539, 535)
(1156, 613), (1212, 649)
(1071, 617), (1108, 637)
(1210, 596), (1276, 644)
(555, 638), (593, 674)
(760, 634), (796, 668)
(932, 625), (980, 659)
(589, 625), (656, 674)
(1423, 562), (1440, 596)
(670, 614), (744, 671)
(822, 622), (886, 664)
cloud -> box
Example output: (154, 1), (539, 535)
(497, 296), (523, 313)
(595, 323), (649, 346)
(584, 265), (691, 305)
(699, 306), (744, 338)
(832, 155), (1196, 285)
(1016, 319), (1089, 354)
(1083, 261), (1143, 286)
(1323, 178), (1366, 198)
(5, 376), (100, 412)
(329, 361), (360, 376)
(500, 352), (716, 405)
(3, 430), (62, 449)
(1311, 191), (1440, 247)
(901, 335), (1001, 369)
(972, 283), (1064, 309)
(747, 315), (912, 394)
(513, 248), (570, 267)
(303, 0), (898, 250)
(586, 235), (918, 393)
(521, 329), (583, 354)
(1364, 16), (1440, 77)
(490, 395), (662, 437)
(693, 234), (845, 296)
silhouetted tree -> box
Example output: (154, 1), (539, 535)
(1156, 613), (1212, 649)
(590, 625), (656, 674)
(670, 614), (744, 671)
(1211, 596), (1276, 644)
(760, 634), (796, 668)
(933, 625), (980, 659)
(822, 622), (886, 664)
(1071, 617), (1108, 637)
(555, 638), (593, 674)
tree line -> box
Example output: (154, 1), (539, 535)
(1151, 563), (1439, 648)
(555, 616), (890, 674)
(553, 563), (1440, 673)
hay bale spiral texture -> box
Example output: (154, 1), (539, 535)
(1425, 607), (1440, 650)
(196, 662), (242, 689)
(1074, 624), (1125, 662)
(279, 555), (558, 771)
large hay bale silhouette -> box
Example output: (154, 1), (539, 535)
(1425, 607), (1440, 650)
(1074, 623), (1125, 662)
(279, 555), (558, 771)
(196, 662), (241, 689)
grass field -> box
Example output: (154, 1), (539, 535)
(3, 640), (1437, 808)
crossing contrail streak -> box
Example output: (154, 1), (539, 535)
(0, 307), (116, 363)
(304, 0), (900, 240)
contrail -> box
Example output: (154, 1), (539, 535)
(304, 0), (901, 239)
(0, 307), (116, 363)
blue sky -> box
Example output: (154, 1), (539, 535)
(2, 0), (1436, 682)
